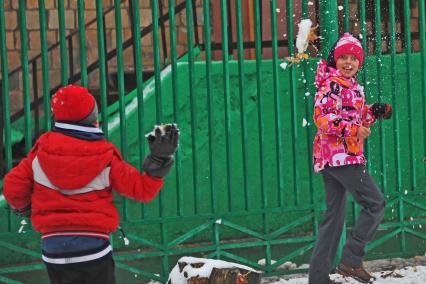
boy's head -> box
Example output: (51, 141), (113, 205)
(327, 33), (364, 78)
(51, 85), (98, 125)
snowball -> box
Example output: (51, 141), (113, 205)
(280, 62), (288, 70)
(124, 237), (130, 245)
(296, 19), (313, 53)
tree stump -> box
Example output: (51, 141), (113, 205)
(168, 257), (261, 284)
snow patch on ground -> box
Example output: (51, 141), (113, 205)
(267, 266), (426, 283)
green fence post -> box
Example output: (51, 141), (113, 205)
(286, 0), (300, 206)
(319, 0), (338, 55)
(319, 0), (344, 268)
(38, 0), (51, 131)
(95, 0), (108, 137)
(374, 0), (387, 193)
(77, 0), (88, 87)
(220, 0), (233, 211)
(269, 0), (284, 207)
(0, 0), (12, 172)
(18, 0), (32, 152)
(234, 0), (249, 210)
(202, 0), (215, 215)
(58, 0), (68, 85)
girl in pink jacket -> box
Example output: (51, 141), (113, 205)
(308, 33), (392, 284)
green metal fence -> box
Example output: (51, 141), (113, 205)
(0, 0), (425, 283)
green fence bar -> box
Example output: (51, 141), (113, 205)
(253, 2), (269, 260)
(0, 0), (12, 172)
(404, 0), (416, 191)
(168, 0), (183, 216)
(114, 0), (127, 159)
(132, 0), (146, 221)
(286, 0), (300, 205)
(269, 0), (284, 206)
(58, 0), (68, 85)
(220, 0), (233, 211)
(374, 0), (387, 193)
(18, 0), (32, 153)
(388, 0), (402, 193)
(419, 0), (426, 179)
(343, 0), (349, 32)
(301, 0), (317, 234)
(150, 0), (163, 123)
(234, 0), (249, 210)
(95, 0), (108, 137)
(77, 0), (88, 87)
(114, 0), (128, 222)
(131, 0), (145, 168)
(152, 0), (169, 276)
(319, 0), (338, 54)
(185, 0), (199, 214)
(38, 0), (51, 131)
(203, 0), (216, 214)
(254, 0), (266, 217)
(358, 0), (370, 175)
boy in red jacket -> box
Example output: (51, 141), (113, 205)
(3, 85), (179, 284)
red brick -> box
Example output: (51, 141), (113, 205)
(48, 10), (76, 30)
(26, 11), (40, 30)
(28, 31), (41, 49)
(14, 30), (20, 49)
(46, 30), (58, 45)
(27, 0), (39, 9)
(6, 31), (14, 50)
(140, 8), (152, 27)
(8, 51), (21, 72)
(44, 0), (56, 9)
(5, 11), (18, 30)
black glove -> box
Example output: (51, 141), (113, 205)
(143, 124), (179, 177)
(146, 124), (179, 158)
(12, 205), (31, 218)
(372, 103), (392, 119)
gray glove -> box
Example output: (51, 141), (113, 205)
(142, 124), (179, 177)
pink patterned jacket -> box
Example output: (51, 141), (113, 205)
(313, 60), (377, 172)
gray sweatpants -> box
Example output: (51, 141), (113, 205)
(308, 165), (385, 284)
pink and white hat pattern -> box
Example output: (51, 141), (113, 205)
(334, 33), (364, 67)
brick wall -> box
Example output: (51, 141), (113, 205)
(2, 0), (199, 112)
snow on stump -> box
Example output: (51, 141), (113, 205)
(168, 256), (261, 284)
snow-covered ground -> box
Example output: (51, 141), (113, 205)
(268, 266), (426, 283)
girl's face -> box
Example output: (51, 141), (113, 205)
(335, 54), (359, 78)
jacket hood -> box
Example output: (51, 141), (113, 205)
(35, 132), (119, 189)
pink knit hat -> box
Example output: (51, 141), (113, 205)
(334, 33), (364, 67)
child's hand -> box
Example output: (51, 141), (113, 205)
(357, 126), (371, 140)
(146, 124), (179, 158)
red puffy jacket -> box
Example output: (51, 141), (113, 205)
(3, 132), (163, 236)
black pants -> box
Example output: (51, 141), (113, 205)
(45, 254), (116, 284)
(308, 165), (385, 284)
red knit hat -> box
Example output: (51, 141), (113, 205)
(334, 33), (364, 67)
(51, 85), (97, 123)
